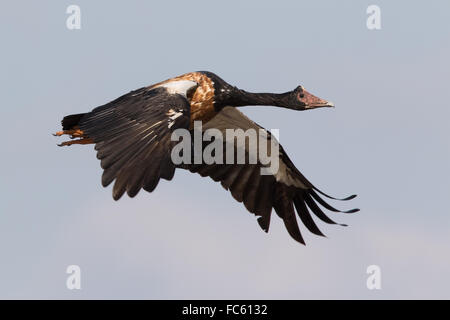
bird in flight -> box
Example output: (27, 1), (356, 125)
(55, 71), (358, 244)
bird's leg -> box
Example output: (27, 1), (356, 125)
(54, 128), (93, 146)
(58, 138), (94, 147)
(53, 128), (85, 139)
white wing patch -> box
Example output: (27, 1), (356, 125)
(157, 80), (198, 97)
(274, 160), (306, 188)
(166, 108), (184, 129)
(202, 107), (308, 189)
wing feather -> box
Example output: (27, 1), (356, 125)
(76, 86), (193, 200)
(181, 107), (358, 244)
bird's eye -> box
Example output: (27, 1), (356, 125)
(299, 93), (305, 98)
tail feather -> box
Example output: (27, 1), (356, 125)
(56, 113), (93, 146)
(62, 113), (86, 130)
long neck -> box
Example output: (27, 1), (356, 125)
(228, 89), (292, 108)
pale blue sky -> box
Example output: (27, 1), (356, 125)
(0, 0), (449, 299)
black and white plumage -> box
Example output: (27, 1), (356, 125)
(55, 71), (358, 244)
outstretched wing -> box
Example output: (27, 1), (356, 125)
(180, 107), (358, 244)
(74, 84), (195, 200)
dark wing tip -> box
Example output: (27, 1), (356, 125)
(309, 190), (360, 215)
(313, 187), (358, 201)
(257, 217), (270, 233)
(112, 187), (125, 201)
(291, 233), (306, 245)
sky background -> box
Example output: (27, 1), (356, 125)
(1, 0), (449, 299)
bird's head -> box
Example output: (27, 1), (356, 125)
(287, 85), (335, 110)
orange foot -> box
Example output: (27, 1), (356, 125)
(54, 127), (93, 146)
(58, 138), (94, 147)
(53, 128), (85, 138)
